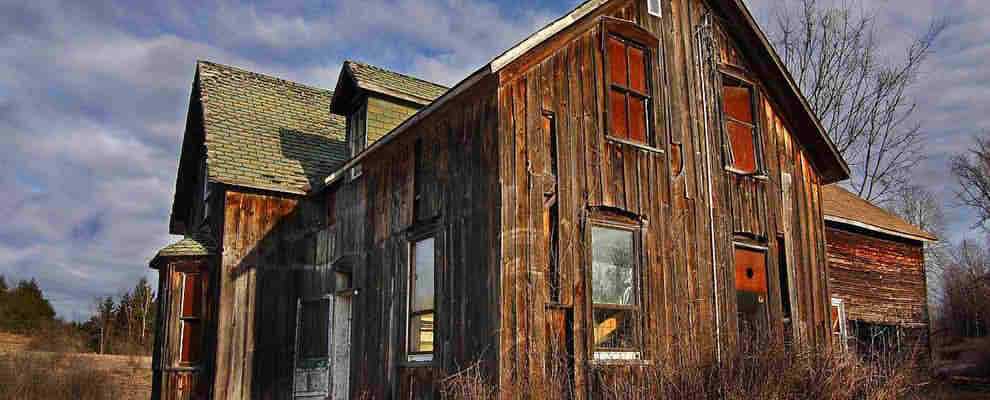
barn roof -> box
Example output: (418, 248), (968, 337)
(822, 185), (938, 243)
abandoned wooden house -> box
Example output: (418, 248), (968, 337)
(150, 0), (856, 398)
(822, 185), (937, 357)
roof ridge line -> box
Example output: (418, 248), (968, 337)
(198, 60), (335, 94)
(345, 59), (450, 90)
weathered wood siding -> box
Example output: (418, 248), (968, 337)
(334, 75), (502, 399)
(213, 190), (328, 400)
(496, 0), (834, 395)
(152, 258), (214, 400)
(825, 224), (929, 341)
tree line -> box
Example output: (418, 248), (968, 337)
(0, 274), (158, 356)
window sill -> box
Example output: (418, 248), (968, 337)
(400, 356), (435, 368)
(589, 354), (651, 367)
(724, 167), (768, 180)
(605, 137), (665, 154)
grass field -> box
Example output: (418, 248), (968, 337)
(0, 333), (151, 400)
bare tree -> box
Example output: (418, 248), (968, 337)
(951, 133), (990, 231)
(768, 0), (947, 203)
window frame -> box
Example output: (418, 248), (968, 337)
(732, 242), (771, 338)
(405, 227), (441, 364)
(586, 216), (645, 360)
(177, 269), (205, 366)
(347, 100), (367, 180)
(601, 17), (661, 151)
(718, 71), (766, 177)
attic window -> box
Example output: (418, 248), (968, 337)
(348, 102), (367, 180)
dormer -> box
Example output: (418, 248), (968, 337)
(330, 61), (448, 171)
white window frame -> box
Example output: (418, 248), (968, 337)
(647, 0), (661, 17)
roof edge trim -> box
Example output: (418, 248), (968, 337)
(321, 66), (492, 189)
(825, 215), (937, 243)
(491, 0), (609, 72)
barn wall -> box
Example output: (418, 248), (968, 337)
(825, 224), (930, 346)
(496, 0), (834, 395)
(336, 74), (502, 399)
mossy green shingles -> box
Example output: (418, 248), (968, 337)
(346, 61), (448, 105)
(366, 95), (420, 143)
(197, 61), (347, 194)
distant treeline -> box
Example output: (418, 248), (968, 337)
(0, 275), (157, 356)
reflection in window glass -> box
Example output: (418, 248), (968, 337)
(591, 226), (639, 353)
(409, 238), (435, 355)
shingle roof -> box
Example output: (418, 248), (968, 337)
(197, 61), (347, 194)
(822, 185), (938, 242)
(150, 228), (217, 268)
(345, 60), (448, 105)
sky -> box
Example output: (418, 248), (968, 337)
(0, 0), (987, 321)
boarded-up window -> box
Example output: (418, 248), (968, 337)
(408, 237), (436, 360)
(734, 246), (769, 338)
(722, 78), (760, 174)
(606, 34), (651, 145)
(590, 225), (640, 358)
(180, 272), (204, 364)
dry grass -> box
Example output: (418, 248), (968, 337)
(438, 337), (944, 400)
(0, 350), (151, 400)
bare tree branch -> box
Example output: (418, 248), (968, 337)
(768, 0), (947, 203)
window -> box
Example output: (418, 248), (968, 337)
(348, 103), (367, 180)
(734, 246), (769, 338)
(721, 77), (761, 174)
(408, 237), (436, 362)
(830, 298), (848, 349)
(778, 238), (794, 342)
(179, 272), (204, 364)
(647, 0), (661, 17)
(590, 225), (640, 359)
(605, 32), (652, 145)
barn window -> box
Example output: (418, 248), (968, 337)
(647, 0), (661, 17)
(830, 298), (848, 349)
(408, 236), (436, 362)
(734, 245), (769, 339)
(590, 224), (641, 359)
(721, 76), (762, 175)
(347, 102), (367, 180)
(179, 272), (204, 364)
(603, 19), (658, 147)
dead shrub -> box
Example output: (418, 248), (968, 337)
(0, 352), (119, 400)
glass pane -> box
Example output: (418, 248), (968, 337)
(409, 312), (435, 353)
(411, 238), (435, 313)
(628, 97), (647, 144)
(722, 83), (753, 123)
(300, 300), (330, 359)
(593, 308), (636, 349)
(181, 320), (201, 363)
(727, 121), (758, 173)
(181, 273), (201, 318)
(609, 90), (628, 139)
(607, 36), (627, 87)
(628, 46), (647, 93)
(591, 227), (635, 306)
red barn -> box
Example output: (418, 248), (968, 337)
(822, 185), (937, 356)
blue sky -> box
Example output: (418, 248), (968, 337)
(0, 0), (987, 321)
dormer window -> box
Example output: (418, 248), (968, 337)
(347, 102), (367, 179)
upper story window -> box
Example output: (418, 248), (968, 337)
(347, 102), (367, 180)
(408, 236), (436, 362)
(721, 76), (763, 175)
(590, 223), (641, 360)
(603, 18), (659, 148)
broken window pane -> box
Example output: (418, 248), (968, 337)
(591, 227), (635, 305)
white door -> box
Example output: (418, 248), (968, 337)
(294, 292), (353, 400)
